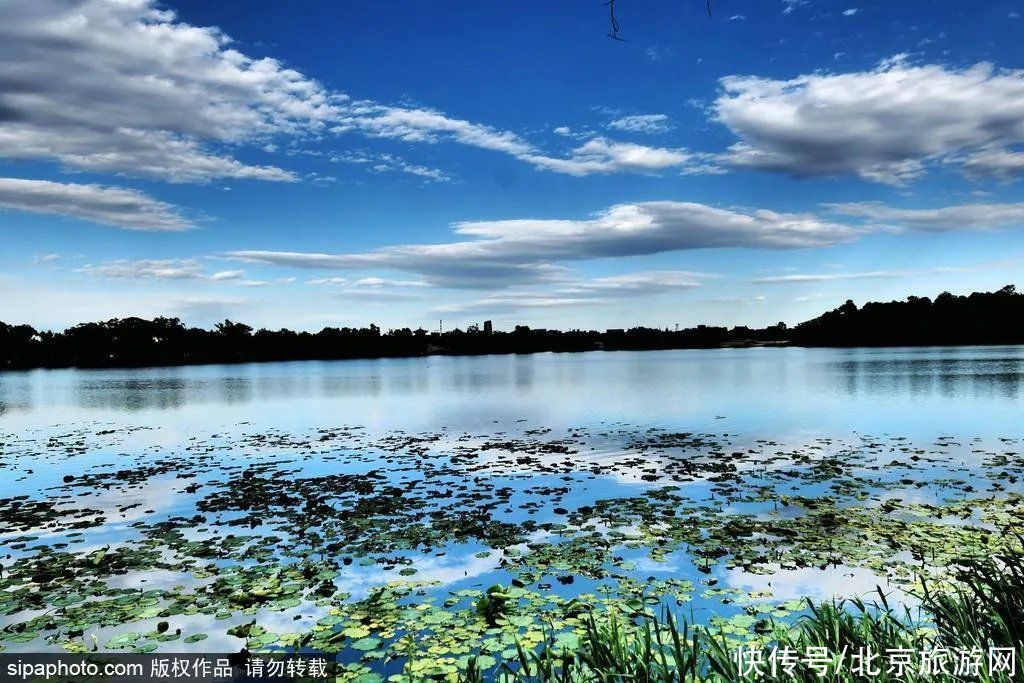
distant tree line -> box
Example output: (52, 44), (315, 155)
(0, 285), (1021, 370)
(792, 284), (1024, 347)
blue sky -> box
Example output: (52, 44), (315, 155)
(1, 0), (1023, 332)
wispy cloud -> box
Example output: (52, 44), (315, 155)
(961, 149), (1024, 181)
(339, 105), (701, 176)
(310, 276), (429, 294)
(229, 202), (857, 289)
(753, 271), (907, 284)
(608, 114), (672, 135)
(644, 46), (675, 61)
(0, 178), (192, 230)
(331, 151), (451, 182)
(434, 271), (706, 314)
(782, 0), (809, 15)
(435, 294), (602, 315)
(307, 275), (429, 302)
(78, 259), (244, 281)
(353, 277), (429, 288)
(826, 201), (1024, 231)
(753, 260), (1018, 284)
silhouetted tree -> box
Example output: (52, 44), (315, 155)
(793, 285), (1024, 347)
(0, 285), (1020, 369)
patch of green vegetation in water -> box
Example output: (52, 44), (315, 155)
(1, 425), (1022, 681)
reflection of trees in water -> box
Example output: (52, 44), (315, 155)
(0, 375), (34, 415)
(218, 376), (253, 404)
(69, 371), (414, 411)
(74, 378), (188, 412)
(319, 375), (385, 398)
(71, 376), (293, 411)
(832, 355), (1024, 399)
(514, 356), (534, 390)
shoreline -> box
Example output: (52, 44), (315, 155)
(5, 338), (1024, 373)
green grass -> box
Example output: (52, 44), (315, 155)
(454, 551), (1024, 682)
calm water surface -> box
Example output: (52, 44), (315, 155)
(1, 346), (1022, 658)
(2, 346), (1023, 437)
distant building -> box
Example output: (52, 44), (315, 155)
(605, 328), (625, 335)
(483, 320), (493, 334)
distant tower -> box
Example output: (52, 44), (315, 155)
(483, 320), (493, 335)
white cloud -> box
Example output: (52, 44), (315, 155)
(826, 201), (1024, 231)
(208, 270), (247, 281)
(353, 277), (428, 288)
(754, 271), (906, 283)
(449, 202), (854, 249)
(307, 276), (429, 301)
(842, 8), (860, 16)
(331, 151), (451, 182)
(526, 138), (701, 175)
(962, 149), (1024, 180)
(229, 198), (1024, 297)
(0, 0), (340, 183)
(782, 0), (809, 15)
(434, 271), (705, 314)
(308, 277), (350, 286)
(79, 259), (245, 281)
(229, 202), (857, 288)
(560, 271), (705, 294)
(715, 56), (1024, 183)
(0, 178), (192, 230)
(753, 259), (1019, 284)
(234, 277), (295, 287)
(435, 294), (600, 314)
(338, 105), (532, 156)
(0, 0), (714, 187)
(608, 114), (672, 135)
(342, 105), (699, 176)
(644, 46), (674, 61)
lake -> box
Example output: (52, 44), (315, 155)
(1, 347), (1023, 676)
(4, 345), (1024, 435)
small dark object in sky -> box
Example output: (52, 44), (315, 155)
(606, 0), (712, 41)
